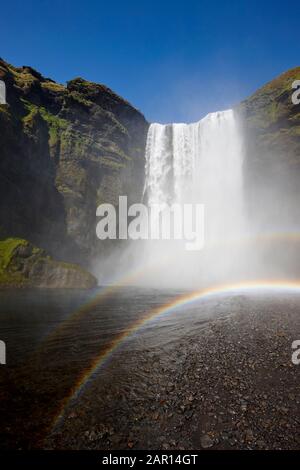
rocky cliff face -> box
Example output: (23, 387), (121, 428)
(1, 58), (299, 287)
(237, 67), (300, 227)
(0, 59), (148, 268)
(0, 238), (97, 288)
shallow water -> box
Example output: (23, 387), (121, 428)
(0, 286), (238, 447)
(0, 286), (241, 366)
(0, 287), (299, 449)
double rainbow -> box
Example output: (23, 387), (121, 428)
(49, 278), (300, 433)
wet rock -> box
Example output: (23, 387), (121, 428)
(200, 434), (214, 448)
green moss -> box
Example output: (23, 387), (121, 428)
(69, 91), (93, 107)
(0, 237), (96, 288)
(12, 71), (37, 88)
(0, 103), (10, 117)
(101, 158), (126, 169)
(0, 238), (28, 270)
(22, 106), (40, 127)
(0, 58), (147, 271)
(22, 101), (69, 147)
(0, 238), (29, 286)
(41, 81), (65, 92)
(39, 107), (68, 129)
(0, 271), (25, 285)
(239, 66), (300, 157)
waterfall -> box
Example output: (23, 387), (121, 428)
(144, 110), (244, 246)
(95, 109), (246, 287)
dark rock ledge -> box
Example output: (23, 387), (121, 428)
(0, 238), (97, 288)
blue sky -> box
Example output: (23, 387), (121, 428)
(1, 0), (299, 123)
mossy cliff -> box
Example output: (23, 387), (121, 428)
(237, 66), (300, 226)
(1, 58), (299, 287)
(0, 59), (148, 271)
(0, 238), (97, 288)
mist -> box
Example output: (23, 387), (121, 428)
(92, 106), (300, 289)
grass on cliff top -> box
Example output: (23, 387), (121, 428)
(240, 67), (300, 128)
(3, 61), (63, 92)
(246, 67), (300, 103)
(41, 81), (65, 93)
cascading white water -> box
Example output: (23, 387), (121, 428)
(144, 109), (244, 246)
(96, 109), (298, 287)
(140, 109), (246, 286)
(95, 110), (246, 287)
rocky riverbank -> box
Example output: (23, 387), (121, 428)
(47, 293), (300, 450)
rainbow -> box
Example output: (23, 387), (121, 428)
(39, 229), (300, 348)
(49, 278), (300, 433)
(35, 263), (161, 351)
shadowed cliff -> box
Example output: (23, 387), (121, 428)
(0, 59), (148, 269)
(0, 59), (299, 287)
(237, 66), (300, 229)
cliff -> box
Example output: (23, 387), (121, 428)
(1, 58), (299, 287)
(237, 66), (300, 226)
(0, 59), (148, 270)
(0, 238), (97, 288)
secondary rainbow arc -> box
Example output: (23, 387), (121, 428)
(49, 278), (300, 434)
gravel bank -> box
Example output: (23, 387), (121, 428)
(47, 293), (300, 450)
